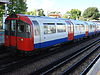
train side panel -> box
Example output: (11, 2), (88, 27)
(86, 21), (96, 36)
(71, 20), (86, 39)
(32, 18), (69, 48)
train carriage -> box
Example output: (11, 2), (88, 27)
(70, 19), (86, 39)
(26, 16), (74, 49)
(86, 21), (97, 36)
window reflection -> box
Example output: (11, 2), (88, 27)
(5, 20), (10, 31)
(57, 23), (66, 32)
(11, 20), (16, 31)
(43, 23), (56, 34)
(32, 21), (40, 36)
(18, 20), (30, 33)
(66, 22), (73, 32)
(18, 25), (25, 32)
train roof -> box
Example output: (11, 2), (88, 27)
(7, 14), (98, 26)
(86, 21), (96, 25)
(70, 19), (86, 25)
(18, 14), (69, 20)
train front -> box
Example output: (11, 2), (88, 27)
(4, 14), (34, 53)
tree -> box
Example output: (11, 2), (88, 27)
(7, 0), (27, 15)
(0, 5), (5, 17)
(37, 9), (45, 16)
(0, 5), (5, 29)
(83, 7), (100, 20)
(62, 14), (68, 18)
(25, 9), (45, 16)
(25, 9), (37, 16)
(66, 9), (81, 19)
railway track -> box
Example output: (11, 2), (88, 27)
(80, 54), (100, 75)
(30, 38), (100, 75)
(61, 43), (100, 75)
(0, 35), (99, 75)
(67, 47), (100, 75)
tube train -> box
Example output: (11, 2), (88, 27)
(4, 14), (100, 53)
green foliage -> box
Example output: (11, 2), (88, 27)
(67, 9), (81, 19)
(25, 9), (37, 16)
(0, 5), (5, 17)
(0, 5), (5, 28)
(37, 9), (45, 16)
(8, 0), (27, 15)
(83, 7), (100, 20)
(62, 14), (68, 18)
(25, 9), (45, 16)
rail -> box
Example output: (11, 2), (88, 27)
(80, 54), (100, 75)
(30, 39), (100, 75)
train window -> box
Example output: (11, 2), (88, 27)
(26, 25), (30, 32)
(43, 23), (56, 34)
(76, 24), (80, 30)
(81, 24), (85, 31)
(76, 24), (80, 31)
(18, 21), (25, 32)
(76, 24), (85, 31)
(11, 20), (16, 31)
(32, 21), (40, 36)
(81, 24), (84, 27)
(57, 23), (66, 32)
(43, 23), (55, 25)
(66, 21), (73, 32)
(57, 23), (65, 25)
(5, 20), (10, 30)
(18, 20), (30, 33)
(18, 25), (24, 32)
(93, 25), (95, 28)
(90, 25), (93, 29)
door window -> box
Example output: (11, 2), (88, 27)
(18, 20), (30, 33)
(32, 21), (40, 36)
(5, 20), (10, 30)
(66, 21), (73, 32)
(11, 20), (16, 31)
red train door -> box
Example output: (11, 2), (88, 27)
(86, 24), (88, 36)
(84, 22), (89, 36)
(16, 20), (33, 51)
(66, 21), (74, 40)
(5, 20), (17, 47)
(10, 20), (17, 47)
(5, 20), (10, 46)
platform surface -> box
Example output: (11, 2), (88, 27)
(87, 57), (100, 75)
